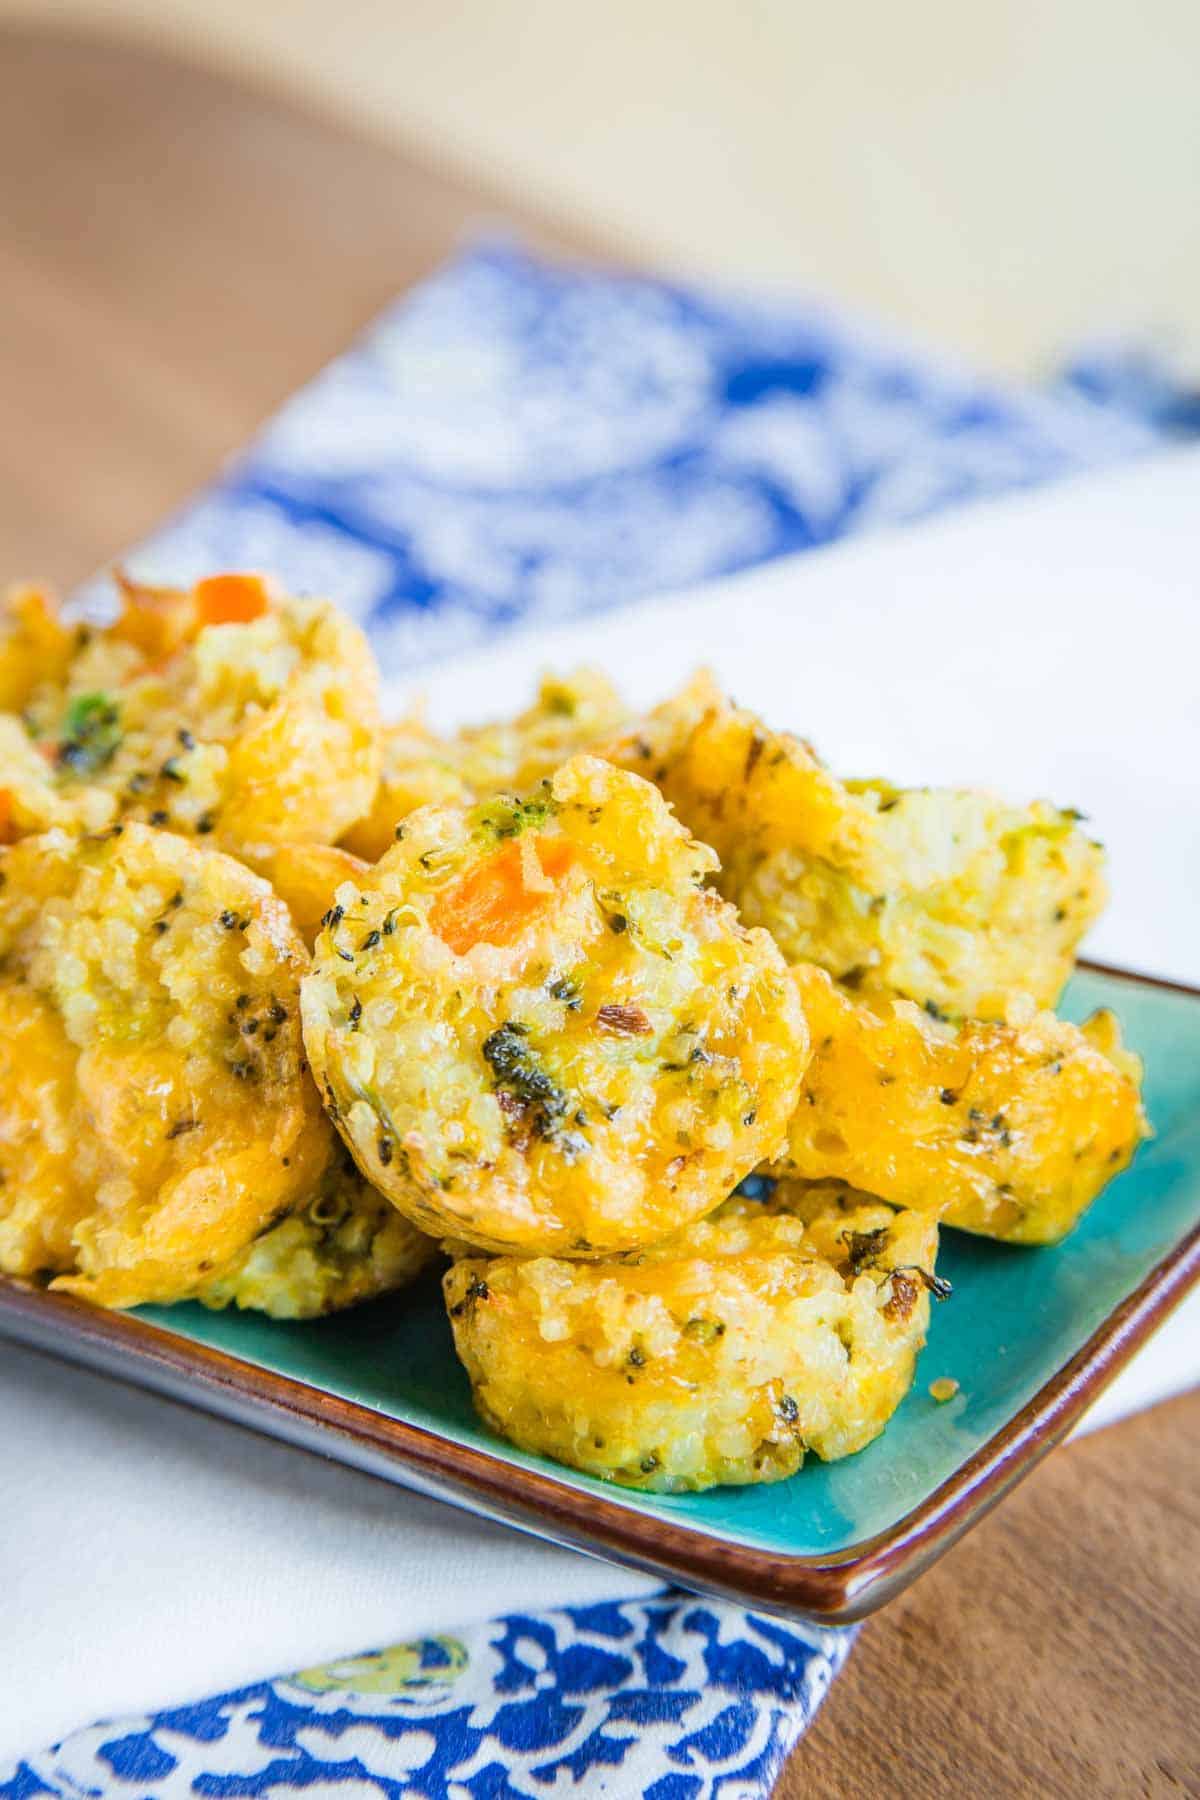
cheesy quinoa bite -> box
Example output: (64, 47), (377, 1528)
(444, 1182), (942, 1491)
(342, 668), (627, 863)
(775, 964), (1145, 1245)
(198, 1140), (437, 1319)
(0, 823), (330, 1307)
(606, 675), (1106, 1022)
(303, 754), (810, 1256)
(3, 573), (381, 865)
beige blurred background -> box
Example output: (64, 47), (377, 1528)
(5, 0), (1200, 373)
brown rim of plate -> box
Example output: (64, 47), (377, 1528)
(0, 954), (1196, 1625)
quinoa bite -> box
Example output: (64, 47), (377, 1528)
(0, 824), (332, 1305)
(445, 1181), (941, 1491)
(1, 573), (381, 865)
(606, 674), (1107, 1022)
(343, 668), (627, 862)
(303, 754), (811, 1256)
(774, 963), (1145, 1244)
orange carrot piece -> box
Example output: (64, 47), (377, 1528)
(194, 574), (271, 627)
(431, 838), (574, 954)
(0, 789), (15, 845)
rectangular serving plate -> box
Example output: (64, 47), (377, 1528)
(2, 959), (1197, 1623)
(6, 455), (1200, 1621)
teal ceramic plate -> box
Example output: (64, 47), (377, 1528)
(1, 961), (1197, 1622)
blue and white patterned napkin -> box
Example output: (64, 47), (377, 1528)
(4, 1595), (849, 1798)
(76, 240), (1157, 675)
(9, 243), (1181, 1797)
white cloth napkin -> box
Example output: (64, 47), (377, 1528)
(0, 1342), (659, 1758)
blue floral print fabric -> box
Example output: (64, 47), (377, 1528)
(76, 241), (1156, 677)
(2, 1595), (850, 1798)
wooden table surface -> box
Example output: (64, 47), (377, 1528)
(3, 26), (1197, 1796)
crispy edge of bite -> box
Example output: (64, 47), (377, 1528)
(0, 822), (332, 1307)
(444, 1182), (939, 1491)
(340, 705), (474, 863)
(0, 584), (75, 712)
(303, 753), (810, 1257)
(0, 977), (89, 1275)
(263, 843), (372, 949)
(342, 668), (629, 863)
(602, 667), (864, 870)
(774, 964), (1146, 1245)
(603, 673), (1107, 1020)
(198, 1143), (437, 1318)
